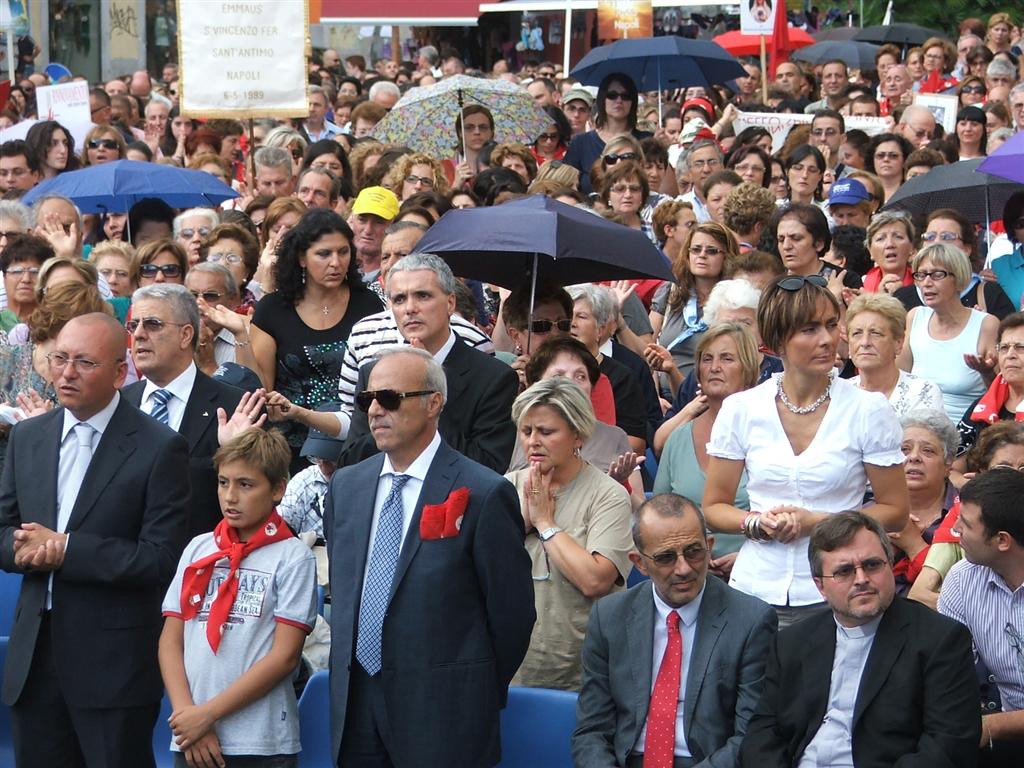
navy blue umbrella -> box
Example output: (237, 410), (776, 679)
(570, 36), (746, 123)
(22, 159), (238, 213)
(412, 194), (674, 290)
(792, 40), (879, 71)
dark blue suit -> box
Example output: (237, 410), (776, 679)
(325, 438), (535, 767)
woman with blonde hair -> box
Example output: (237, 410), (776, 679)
(590, 134), (643, 198)
(645, 221), (739, 389)
(348, 140), (386, 189)
(382, 152), (449, 201)
(533, 160), (580, 190)
(264, 126), (308, 178)
(91, 240), (137, 298)
(505, 377), (632, 691)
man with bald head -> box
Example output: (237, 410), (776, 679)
(130, 69), (152, 99)
(898, 105), (937, 149)
(0, 312), (190, 767)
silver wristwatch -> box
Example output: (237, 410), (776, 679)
(538, 526), (562, 542)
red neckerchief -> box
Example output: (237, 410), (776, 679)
(862, 265), (913, 293)
(969, 375), (1024, 425)
(918, 70), (960, 94)
(932, 498), (961, 545)
(179, 509), (293, 653)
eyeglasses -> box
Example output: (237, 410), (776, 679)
(536, 132), (560, 142)
(207, 251), (243, 264)
(126, 316), (186, 333)
(811, 128), (840, 137)
(189, 289), (224, 302)
(404, 174), (434, 188)
(777, 275), (827, 291)
(179, 227), (210, 239)
(354, 388), (436, 412)
(961, 85), (986, 94)
(991, 462), (1024, 471)
(290, 148), (303, 160)
(528, 318), (572, 334)
(603, 152), (637, 165)
(996, 342), (1024, 355)
(139, 263), (182, 279)
(689, 244), (723, 256)
(921, 231), (962, 243)
(464, 123), (491, 133)
(638, 545), (708, 568)
(912, 269), (951, 282)
(819, 557), (889, 582)
(605, 90), (631, 101)
(874, 151), (902, 160)
(4, 266), (38, 277)
(1005, 623), (1024, 675)
(610, 184), (642, 195)
(87, 139), (119, 150)
(46, 353), (111, 373)
(99, 268), (130, 280)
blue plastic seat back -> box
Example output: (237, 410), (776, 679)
(298, 669), (331, 767)
(0, 571), (22, 639)
(498, 686), (578, 768)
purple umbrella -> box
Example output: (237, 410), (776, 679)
(978, 130), (1024, 185)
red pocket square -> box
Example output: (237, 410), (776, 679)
(420, 487), (470, 540)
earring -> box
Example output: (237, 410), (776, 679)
(574, 445), (581, 458)
(301, 266), (306, 285)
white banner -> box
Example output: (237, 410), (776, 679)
(740, 0), (775, 35)
(732, 111), (893, 153)
(35, 81), (91, 125)
(177, 0), (309, 119)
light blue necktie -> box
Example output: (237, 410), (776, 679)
(149, 388), (172, 425)
(356, 474), (410, 675)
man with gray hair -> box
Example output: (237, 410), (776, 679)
(254, 146), (295, 198)
(121, 283), (260, 537)
(303, 84), (341, 142)
(173, 207), (219, 265)
(987, 58), (1018, 92)
(677, 138), (723, 222)
(325, 344), (534, 767)
(369, 79), (402, 110)
(417, 45), (440, 76)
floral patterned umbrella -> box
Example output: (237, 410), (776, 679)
(370, 74), (551, 161)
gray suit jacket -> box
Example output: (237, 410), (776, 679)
(573, 575), (777, 767)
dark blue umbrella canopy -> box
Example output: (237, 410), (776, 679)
(570, 36), (746, 92)
(882, 159), (1023, 225)
(792, 40), (879, 70)
(412, 195), (674, 289)
(22, 159), (238, 213)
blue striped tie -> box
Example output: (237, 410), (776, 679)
(149, 388), (172, 425)
(356, 474), (410, 675)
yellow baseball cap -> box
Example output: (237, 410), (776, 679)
(351, 186), (400, 220)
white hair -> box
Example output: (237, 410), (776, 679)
(369, 80), (401, 101)
(567, 284), (617, 328)
(173, 208), (219, 237)
(704, 278), (761, 326)
(901, 408), (959, 462)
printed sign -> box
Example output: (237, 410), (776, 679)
(597, 0), (653, 40)
(35, 81), (91, 124)
(740, 0), (775, 35)
(731, 111), (892, 153)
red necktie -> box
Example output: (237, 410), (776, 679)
(644, 610), (681, 768)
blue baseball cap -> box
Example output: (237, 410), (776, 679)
(828, 178), (871, 207)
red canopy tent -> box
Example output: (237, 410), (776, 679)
(712, 28), (815, 59)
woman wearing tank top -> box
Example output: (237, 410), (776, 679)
(897, 244), (999, 423)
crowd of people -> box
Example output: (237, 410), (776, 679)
(0, 11), (1022, 768)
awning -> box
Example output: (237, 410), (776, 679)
(319, 0), (481, 26)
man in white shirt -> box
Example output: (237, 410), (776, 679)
(303, 85), (342, 142)
(742, 511), (980, 767)
(574, 494), (777, 767)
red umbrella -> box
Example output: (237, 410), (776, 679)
(712, 28), (816, 58)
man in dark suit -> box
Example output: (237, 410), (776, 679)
(340, 253), (518, 473)
(573, 494), (777, 767)
(0, 313), (190, 768)
(741, 510), (980, 768)
(121, 283), (260, 537)
(326, 347), (534, 767)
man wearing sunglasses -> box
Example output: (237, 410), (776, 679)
(574, 494), (777, 768)
(121, 284), (260, 539)
(743, 511), (979, 767)
(325, 347), (534, 768)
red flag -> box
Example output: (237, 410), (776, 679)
(768, 0), (790, 79)
(0, 81), (10, 114)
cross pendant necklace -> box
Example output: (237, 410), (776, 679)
(321, 305), (331, 316)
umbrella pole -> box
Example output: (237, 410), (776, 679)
(985, 187), (992, 261)
(760, 35), (768, 102)
(657, 57), (662, 128)
(526, 253), (538, 354)
(458, 90), (468, 165)
(248, 118), (257, 190)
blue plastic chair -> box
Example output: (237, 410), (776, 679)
(644, 447), (659, 482)
(0, 571), (22, 639)
(498, 686), (577, 768)
(0, 637), (12, 766)
(152, 692), (174, 767)
(298, 670), (331, 768)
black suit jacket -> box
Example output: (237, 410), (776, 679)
(325, 439), (535, 767)
(0, 396), (189, 708)
(123, 369), (243, 538)
(740, 597), (980, 768)
(340, 334), (518, 473)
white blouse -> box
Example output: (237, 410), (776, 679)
(707, 374), (905, 606)
(848, 370), (946, 419)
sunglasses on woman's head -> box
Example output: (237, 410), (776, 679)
(777, 275), (827, 291)
(139, 263), (182, 278)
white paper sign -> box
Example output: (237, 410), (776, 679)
(35, 81), (91, 125)
(177, 0), (309, 119)
(740, 0), (775, 35)
(732, 111), (893, 153)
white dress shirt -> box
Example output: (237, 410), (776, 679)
(797, 615), (882, 768)
(633, 582), (706, 758)
(141, 362), (197, 432)
(361, 430), (443, 588)
(213, 327), (238, 367)
(708, 376), (904, 606)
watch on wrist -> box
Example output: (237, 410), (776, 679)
(538, 526), (562, 542)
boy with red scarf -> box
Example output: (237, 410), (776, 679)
(159, 429), (316, 768)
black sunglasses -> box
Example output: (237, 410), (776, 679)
(355, 388), (436, 412)
(189, 289), (223, 302)
(139, 263), (182, 278)
(87, 138), (119, 150)
(603, 152), (637, 165)
(777, 274), (827, 291)
(528, 318), (572, 334)
(605, 90), (631, 101)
